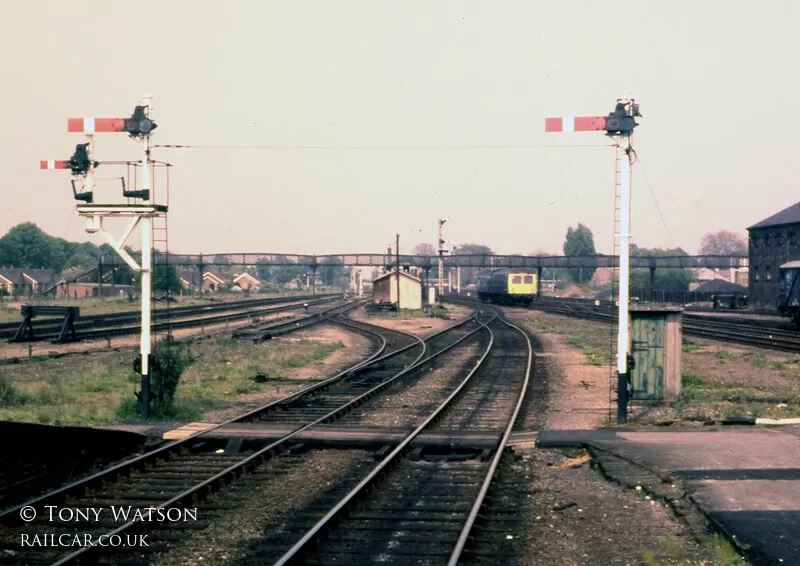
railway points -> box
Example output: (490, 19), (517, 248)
(3, 295), (799, 565)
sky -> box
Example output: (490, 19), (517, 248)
(2, 1), (799, 257)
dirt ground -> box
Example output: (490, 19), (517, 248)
(505, 309), (742, 565)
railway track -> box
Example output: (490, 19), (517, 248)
(1, 303), (517, 565)
(2, 294), (338, 343)
(251, 307), (532, 565)
(532, 297), (800, 353)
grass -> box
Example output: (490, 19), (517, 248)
(674, 373), (800, 420)
(640, 534), (744, 565)
(509, 309), (800, 423)
(517, 314), (614, 366)
(0, 336), (345, 425)
(682, 341), (704, 353)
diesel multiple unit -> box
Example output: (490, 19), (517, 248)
(476, 268), (538, 305)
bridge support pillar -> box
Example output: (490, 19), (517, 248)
(537, 266), (543, 299)
(649, 266), (657, 299)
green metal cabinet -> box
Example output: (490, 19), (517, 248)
(629, 306), (682, 401)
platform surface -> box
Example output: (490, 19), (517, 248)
(538, 427), (800, 566)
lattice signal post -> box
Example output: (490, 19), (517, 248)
(545, 95), (641, 423)
(41, 95), (166, 419)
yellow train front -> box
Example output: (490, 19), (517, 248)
(476, 268), (538, 305)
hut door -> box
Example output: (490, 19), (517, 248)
(630, 315), (666, 400)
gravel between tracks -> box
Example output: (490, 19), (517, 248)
(155, 450), (365, 566)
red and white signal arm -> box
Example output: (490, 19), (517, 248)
(544, 116), (606, 132)
(67, 118), (126, 133)
(40, 160), (70, 169)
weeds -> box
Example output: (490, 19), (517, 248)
(682, 341), (704, 353)
(640, 534), (744, 565)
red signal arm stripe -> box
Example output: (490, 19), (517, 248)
(67, 118), (126, 133)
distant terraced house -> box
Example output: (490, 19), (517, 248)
(0, 268), (56, 297)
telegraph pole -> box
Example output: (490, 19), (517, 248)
(545, 95), (641, 424)
(43, 95), (165, 419)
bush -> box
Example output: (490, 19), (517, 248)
(149, 340), (194, 415)
(126, 340), (195, 418)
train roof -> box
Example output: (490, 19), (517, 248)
(478, 268), (535, 274)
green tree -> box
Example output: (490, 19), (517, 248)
(153, 263), (182, 294)
(0, 223), (67, 270)
(0, 223), (117, 272)
(453, 243), (494, 286)
(563, 224), (597, 283)
(629, 245), (692, 293)
(319, 256), (347, 287)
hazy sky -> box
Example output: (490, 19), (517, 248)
(2, 1), (798, 257)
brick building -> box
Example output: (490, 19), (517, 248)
(747, 201), (800, 309)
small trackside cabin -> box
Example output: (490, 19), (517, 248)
(372, 270), (423, 310)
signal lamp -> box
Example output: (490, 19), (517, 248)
(68, 143), (97, 175)
(124, 106), (157, 136)
(605, 102), (638, 135)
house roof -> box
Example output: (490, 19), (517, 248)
(233, 272), (261, 284)
(748, 201), (800, 230)
(373, 270), (421, 283)
(0, 268), (55, 284)
(693, 280), (748, 294)
(202, 271), (228, 284)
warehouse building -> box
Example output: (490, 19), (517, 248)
(372, 270), (422, 310)
(747, 201), (800, 309)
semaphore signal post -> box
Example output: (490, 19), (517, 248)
(41, 94), (167, 419)
(545, 94), (641, 423)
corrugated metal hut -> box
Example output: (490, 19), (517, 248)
(372, 270), (422, 310)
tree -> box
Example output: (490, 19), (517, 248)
(319, 256), (347, 287)
(698, 231), (747, 255)
(0, 223), (118, 272)
(629, 245), (692, 293)
(563, 224), (597, 283)
(411, 243), (436, 256)
(153, 264), (182, 294)
(453, 243), (494, 286)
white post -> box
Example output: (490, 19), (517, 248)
(457, 267), (461, 293)
(616, 133), (632, 424)
(617, 135), (631, 374)
(139, 115), (153, 418)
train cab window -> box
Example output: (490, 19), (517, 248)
(512, 276), (522, 284)
(524, 275), (534, 284)
(790, 232), (796, 245)
(754, 272), (760, 282)
(766, 270), (772, 282)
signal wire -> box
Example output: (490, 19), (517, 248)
(631, 149), (677, 250)
(153, 143), (615, 150)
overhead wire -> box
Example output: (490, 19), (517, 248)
(152, 143), (615, 150)
(631, 148), (677, 250)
